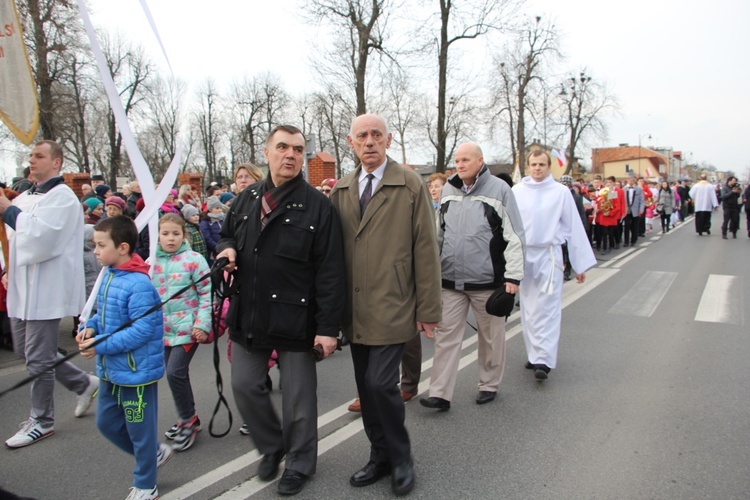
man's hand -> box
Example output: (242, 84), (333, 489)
(216, 248), (237, 272)
(505, 282), (518, 294)
(0, 189), (10, 214)
(575, 272), (586, 284)
(78, 337), (97, 359)
(418, 321), (438, 339)
(313, 335), (338, 358)
(1, 273), (7, 290)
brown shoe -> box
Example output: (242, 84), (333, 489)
(347, 397), (361, 412)
(401, 391), (416, 402)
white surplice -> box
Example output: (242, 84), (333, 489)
(512, 174), (596, 368)
(689, 181), (719, 212)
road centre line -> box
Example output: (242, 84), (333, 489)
(612, 248), (647, 269)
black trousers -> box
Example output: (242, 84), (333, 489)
(695, 211), (712, 233)
(722, 208), (740, 235)
(624, 214), (640, 245)
(351, 342), (410, 466)
(400, 335), (422, 395)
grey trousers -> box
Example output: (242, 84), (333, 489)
(231, 346), (318, 476)
(11, 318), (91, 427)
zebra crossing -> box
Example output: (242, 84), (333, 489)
(596, 270), (745, 325)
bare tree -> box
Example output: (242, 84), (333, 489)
(558, 70), (618, 175)
(430, 0), (517, 172)
(306, 0), (392, 115)
(381, 67), (420, 165)
(138, 76), (188, 179)
(423, 91), (475, 168)
(313, 85), (355, 177)
(193, 78), (225, 183)
(17, 0), (82, 140)
(55, 54), (103, 173)
(491, 15), (559, 176)
(101, 34), (155, 186)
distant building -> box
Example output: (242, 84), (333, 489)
(591, 145), (668, 180)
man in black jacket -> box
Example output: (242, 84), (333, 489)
(215, 125), (344, 496)
(720, 176), (741, 239)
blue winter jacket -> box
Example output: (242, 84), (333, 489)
(84, 254), (165, 386)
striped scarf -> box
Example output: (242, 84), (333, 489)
(260, 173), (302, 229)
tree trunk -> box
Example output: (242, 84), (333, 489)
(27, 0), (55, 139)
(436, 0), (450, 173)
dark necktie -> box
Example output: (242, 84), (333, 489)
(360, 174), (374, 215)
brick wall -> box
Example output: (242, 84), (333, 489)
(307, 152), (336, 188)
(63, 173), (91, 199)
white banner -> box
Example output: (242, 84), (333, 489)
(76, 0), (183, 323)
(0, 0), (39, 145)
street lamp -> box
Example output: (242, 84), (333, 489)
(558, 72), (592, 171)
(637, 133), (651, 177)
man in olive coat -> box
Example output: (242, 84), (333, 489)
(330, 114), (441, 496)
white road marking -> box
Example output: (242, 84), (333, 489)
(612, 248), (647, 269)
(695, 274), (743, 325)
(608, 271), (677, 317)
(599, 248), (636, 268)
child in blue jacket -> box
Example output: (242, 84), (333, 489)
(77, 216), (171, 500)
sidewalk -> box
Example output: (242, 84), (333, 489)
(0, 317), (79, 370)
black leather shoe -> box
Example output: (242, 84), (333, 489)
(278, 469), (307, 496)
(534, 364), (550, 380)
(392, 459), (415, 496)
(350, 461), (391, 487)
(476, 391), (496, 405)
(524, 361), (534, 369)
(419, 396), (450, 411)
(258, 451), (283, 481)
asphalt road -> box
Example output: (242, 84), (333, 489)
(1, 212), (749, 500)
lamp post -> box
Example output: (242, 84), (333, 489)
(558, 72), (592, 174)
(637, 133), (651, 178)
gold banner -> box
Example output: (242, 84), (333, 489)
(0, 0), (38, 145)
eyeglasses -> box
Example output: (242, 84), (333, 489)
(322, 189), (331, 193)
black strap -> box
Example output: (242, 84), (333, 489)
(0, 257), (230, 399)
(207, 267), (239, 438)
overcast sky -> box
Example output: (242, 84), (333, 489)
(3, 0), (749, 180)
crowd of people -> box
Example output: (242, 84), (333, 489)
(0, 123), (743, 499)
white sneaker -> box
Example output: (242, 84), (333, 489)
(125, 485), (159, 500)
(156, 443), (173, 468)
(4, 418), (54, 448)
(74, 375), (99, 417)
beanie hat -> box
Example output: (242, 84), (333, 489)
(94, 184), (111, 198)
(485, 289), (516, 318)
(105, 196), (126, 210)
(219, 192), (234, 204)
(83, 198), (103, 213)
(321, 178), (337, 189)
(91, 174), (105, 182)
(181, 204), (199, 220)
(206, 196), (224, 211)
(170, 189), (178, 198)
(83, 224), (95, 242)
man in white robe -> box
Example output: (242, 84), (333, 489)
(688, 173), (719, 235)
(512, 151), (596, 380)
(0, 140), (98, 449)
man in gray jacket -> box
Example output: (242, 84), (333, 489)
(420, 142), (525, 410)
(623, 176), (645, 247)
